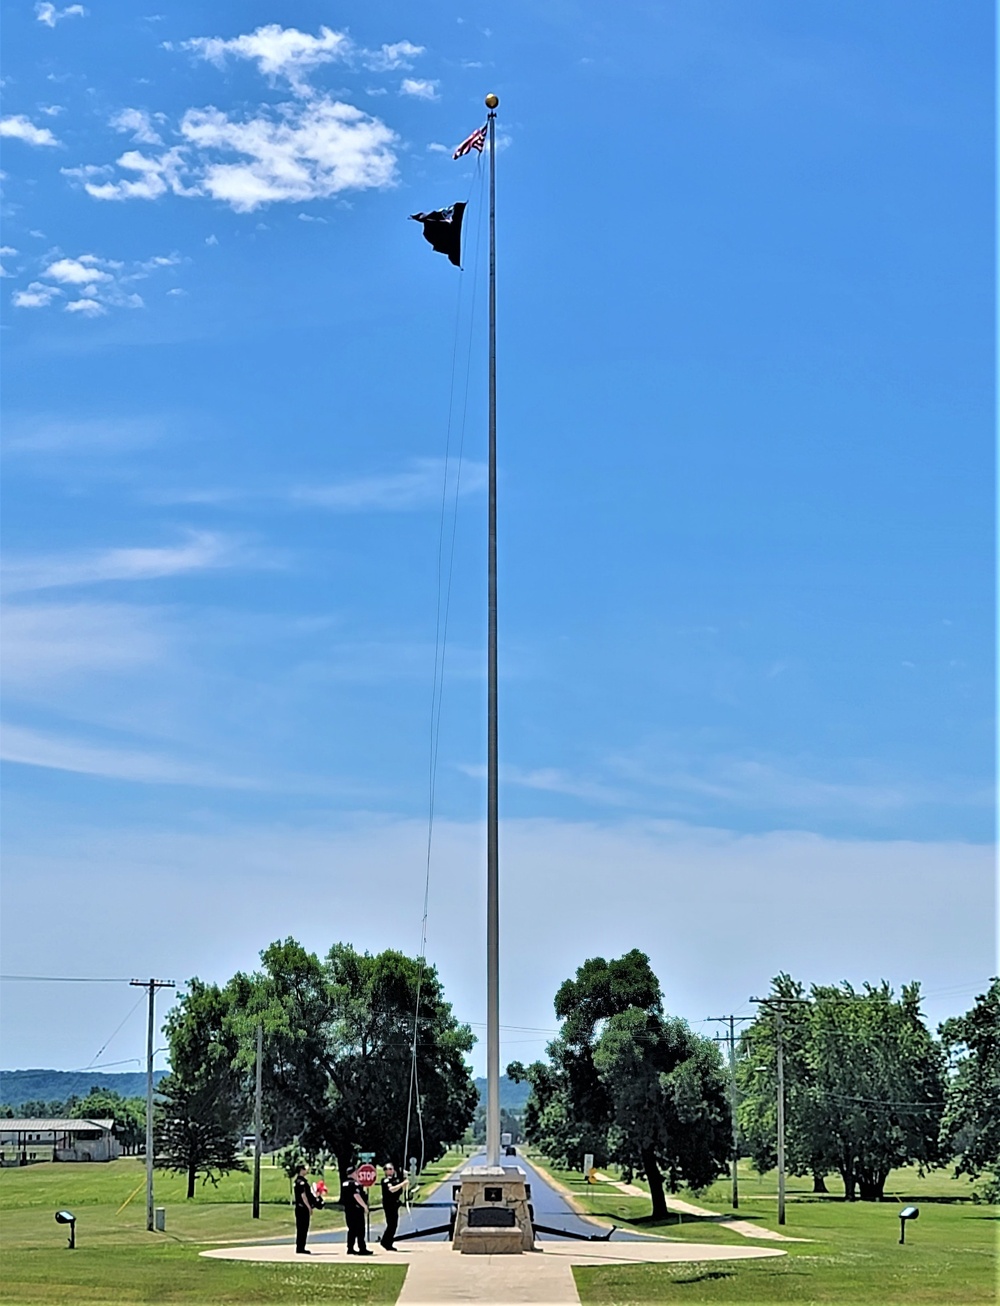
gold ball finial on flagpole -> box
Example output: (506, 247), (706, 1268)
(485, 93), (499, 109)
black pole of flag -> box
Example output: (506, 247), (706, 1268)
(484, 93), (501, 1171)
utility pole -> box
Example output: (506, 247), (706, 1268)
(750, 997), (788, 1225)
(130, 978), (175, 1232)
(775, 1009), (786, 1226)
(707, 1015), (750, 1210)
(252, 1023), (263, 1219)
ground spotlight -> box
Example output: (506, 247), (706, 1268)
(898, 1205), (919, 1244)
(55, 1210), (76, 1249)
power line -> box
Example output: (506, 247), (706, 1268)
(0, 975), (133, 983)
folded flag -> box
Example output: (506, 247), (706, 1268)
(453, 122), (488, 159)
(409, 202), (466, 267)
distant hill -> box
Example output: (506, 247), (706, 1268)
(474, 1075), (530, 1111)
(3, 1068), (530, 1113)
(0, 1069), (168, 1108)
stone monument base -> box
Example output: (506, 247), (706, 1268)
(451, 1165), (534, 1254)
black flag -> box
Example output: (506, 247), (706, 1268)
(409, 202), (466, 267)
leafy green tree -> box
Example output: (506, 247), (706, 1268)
(228, 938), (477, 1182)
(512, 950), (730, 1219)
(155, 979), (248, 1198)
(939, 979), (1000, 1192)
(71, 1088), (145, 1154)
(737, 975), (833, 1192)
(739, 976), (946, 1201)
(14, 1098), (69, 1117)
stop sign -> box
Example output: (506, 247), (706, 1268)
(356, 1163), (377, 1187)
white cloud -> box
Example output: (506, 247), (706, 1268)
(291, 458), (487, 511)
(182, 24), (351, 95)
(64, 297), (107, 316)
(78, 147), (191, 201)
(70, 24), (405, 213)
(0, 246), (17, 277)
(35, 2), (86, 27)
(205, 234), (219, 245)
(400, 78), (439, 100)
(1, 602), (163, 687)
(1, 815), (991, 1074)
(44, 255), (113, 285)
(364, 40), (424, 71)
(427, 142), (449, 153)
(9, 250), (180, 317)
(0, 722), (254, 788)
(1, 415), (163, 455)
(110, 107), (164, 146)
(179, 99), (397, 211)
(74, 100), (397, 212)
(12, 281), (62, 309)
(0, 115), (60, 147)
(2, 531), (237, 594)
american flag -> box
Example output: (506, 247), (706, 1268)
(453, 122), (488, 159)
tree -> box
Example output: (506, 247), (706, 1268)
(155, 979), (248, 1198)
(739, 975), (946, 1201)
(14, 1098), (69, 1117)
(512, 950), (730, 1220)
(939, 978), (1000, 1194)
(736, 975), (832, 1193)
(71, 1088), (145, 1154)
(228, 938), (477, 1182)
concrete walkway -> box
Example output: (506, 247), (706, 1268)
(202, 1238), (785, 1304)
(592, 1173), (809, 1242)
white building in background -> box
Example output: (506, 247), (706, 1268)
(0, 1118), (120, 1164)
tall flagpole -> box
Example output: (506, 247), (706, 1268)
(484, 92), (501, 1170)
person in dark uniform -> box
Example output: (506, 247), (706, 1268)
(293, 1163), (316, 1254)
(379, 1162), (408, 1250)
(341, 1165), (372, 1255)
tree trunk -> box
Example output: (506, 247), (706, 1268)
(337, 1151), (352, 1187)
(641, 1148), (668, 1221)
(187, 1159), (196, 1200)
(840, 1163), (856, 1201)
(857, 1173), (885, 1202)
(812, 1171), (828, 1194)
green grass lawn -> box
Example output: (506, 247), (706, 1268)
(527, 1153), (998, 1304)
(0, 1154), (473, 1305)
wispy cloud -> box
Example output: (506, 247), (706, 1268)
(400, 78), (439, 100)
(488, 747), (994, 825)
(179, 24), (426, 86)
(2, 531), (239, 594)
(0, 115), (60, 147)
(110, 108), (164, 146)
(1, 602), (164, 687)
(292, 458), (487, 511)
(34, 2), (86, 27)
(364, 40), (425, 72)
(181, 24), (351, 95)
(2, 415), (164, 455)
(149, 458), (488, 512)
(0, 722), (255, 788)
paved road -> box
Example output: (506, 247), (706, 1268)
(276, 1151), (657, 1248)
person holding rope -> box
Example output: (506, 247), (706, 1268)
(379, 1162), (409, 1250)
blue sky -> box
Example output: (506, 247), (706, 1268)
(1, 2), (994, 1076)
